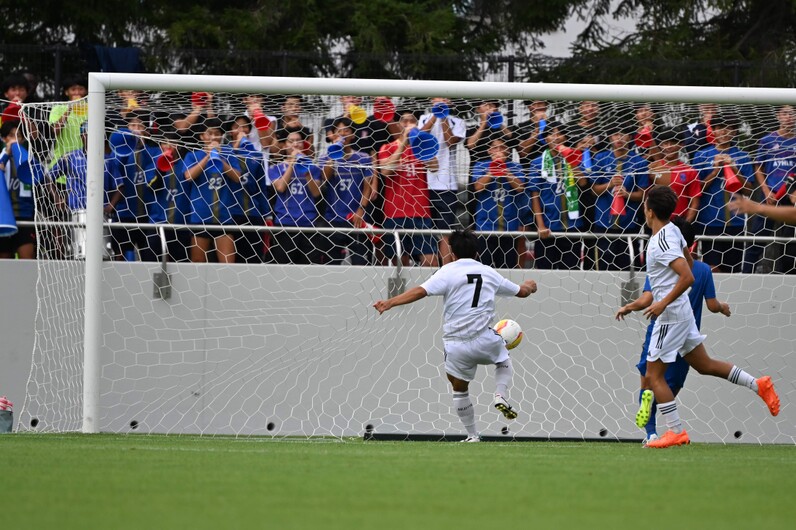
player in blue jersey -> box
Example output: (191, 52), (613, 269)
(183, 118), (242, 263)
(746, 104), (796, 273)
(691, 113), (754, 273)
(471, 137), (526, 268)
(267, 130), (323, 264)
(616, 216), (731, 445)
(528, 121), (587, 270)
(0, 121), (45, 258)
(591, 124), (650, 271)
(318, 117), (375, 265)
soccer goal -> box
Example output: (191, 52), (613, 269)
(17, 73), (796, 443)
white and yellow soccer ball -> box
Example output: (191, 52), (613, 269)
(494, 319), (523, 350)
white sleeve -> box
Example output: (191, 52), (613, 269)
(495, 272), (521, 297)
(421, 269), (448, 297)
(418, 114), (431, 129)
(659, 231), (688, 266)
(451, 117), (467, 139)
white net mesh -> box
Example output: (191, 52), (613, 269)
(10, 84), (796, 442)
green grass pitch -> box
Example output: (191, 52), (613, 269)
(2, 433), (795, 529)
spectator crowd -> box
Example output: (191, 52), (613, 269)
(1, 72), (795, 274)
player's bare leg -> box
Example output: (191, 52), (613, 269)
(685, 343), (780, 416)
(447, 373), (480, 442)
(645, 360), (690, 448)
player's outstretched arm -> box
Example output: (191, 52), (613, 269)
(373, 286), (428, 314)
(515, 280), (538, 298)
(706, 298), (731, 317)
(730, 195), (796, 224)
(615, 291), (653, 320)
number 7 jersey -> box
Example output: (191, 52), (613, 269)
(421, 258), (521, 342)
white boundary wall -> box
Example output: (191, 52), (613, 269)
(6, 260), (795, 443)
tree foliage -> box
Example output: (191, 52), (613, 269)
(1, 0), (794, 87)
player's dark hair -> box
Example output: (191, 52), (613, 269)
(671, 216), (696, 247)
(645, 185), (677, 222)
(449, 228), (478, 260)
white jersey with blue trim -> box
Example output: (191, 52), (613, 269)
(646, 222), (692, 323)
(421, 258), (520, 342)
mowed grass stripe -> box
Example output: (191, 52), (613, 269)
(2, 434), (794, 530)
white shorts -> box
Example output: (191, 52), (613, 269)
(443, 328), (509, 382)
(647, 318), (706, 364)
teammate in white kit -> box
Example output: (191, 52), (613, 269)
(640, 186), (780, 448)
(373, 229), (537, 442)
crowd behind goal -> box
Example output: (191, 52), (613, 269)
(1, 73), (795, 272)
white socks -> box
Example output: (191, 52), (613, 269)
(658, 400), (683, 434)
(728, 365), (758, 392)
(494, 359), (513, 399)
(453, 391), (478, 437)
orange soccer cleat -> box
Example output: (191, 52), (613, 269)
(645, 429), (690, 449)
(756, 376), (780, 416)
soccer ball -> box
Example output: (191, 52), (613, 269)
(494, 319), (523, 350)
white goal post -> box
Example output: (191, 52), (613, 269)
(30, 72), (786, 439)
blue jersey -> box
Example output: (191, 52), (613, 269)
(471, 160), (527, 231)
(528, 151), (583, 231)
(756, 132), (796, 193)
(3, 142), (43, 219)
(269, 162), (322, 227)
(591, 149), (649, 230)
(638, 260), (716, 388)
(243, 150), (272, 220)
(183, 148), (241, 225)
(103, 153), (123, 209)
(229, 139), (265, 219)
(114, 141), (148, 221)
(318, 151), (373, 224)
(692, 145), (753, 228)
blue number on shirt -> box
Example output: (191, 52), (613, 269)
(289, 180), (305, 195)
(492, 187), (507, 204)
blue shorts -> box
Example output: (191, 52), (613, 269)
(428, 190), (460, 230)
(636, 324), (690, 390)
(382, 217), (437, 259)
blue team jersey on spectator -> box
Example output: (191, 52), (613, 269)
(114, 142), (149, 220)
(591, 149), (649, 231)
(163, 160), (193, 224)
(528, 152), (583, 231)
(692, 145), (753, 228)
(242, 150), (272, 220)
(3, 142), (44, 219)
(756, 133), (796, 193)
(183, 148), (241, 225)
(471, 160), (527, 231)
(103, 153), (123, 209)
(229, 139), (265, 219)
(268, 162), (322, 227)
(318, 151), (373, 224)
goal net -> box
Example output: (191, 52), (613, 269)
(14, 75), (796, 443)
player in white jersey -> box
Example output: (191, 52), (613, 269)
(639, 186), (780, 448)
(373, 229), (537, 442)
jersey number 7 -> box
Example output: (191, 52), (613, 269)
(467, 274), (483, 307)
